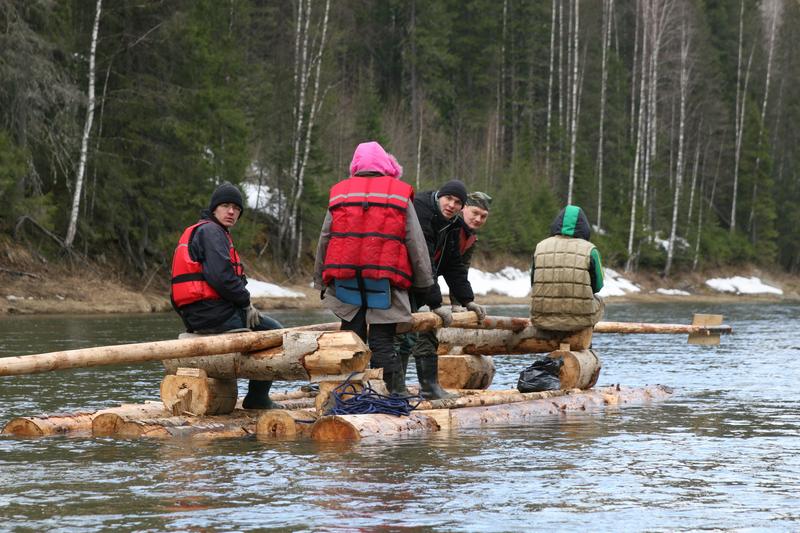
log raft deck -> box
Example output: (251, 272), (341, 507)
(1, 312), (729, 441)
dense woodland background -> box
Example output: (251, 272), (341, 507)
(2, 0), (799, 284)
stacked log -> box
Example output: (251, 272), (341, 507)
(438, 355), (495, 390)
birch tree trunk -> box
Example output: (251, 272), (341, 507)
(595, 0), (613, 229)
(626, 2), (650, 272)
(730, 0), (753, 234)
(544, 0), (556, 175)
(64, 0), (102, 248)
(747, 0), (780, 239)
(279, 0), (331, 267)
(665, 17), (691, 278)
(566, 0), (580, 204)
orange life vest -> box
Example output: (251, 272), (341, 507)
(170, 220), (244, 307)
(321, 176), (414, 289)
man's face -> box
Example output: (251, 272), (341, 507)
(463, 205), (489, 231)
(438, 194), (463, 220)
(213, 202), (241, 228)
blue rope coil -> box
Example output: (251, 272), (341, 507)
(326, 373), (422, 416)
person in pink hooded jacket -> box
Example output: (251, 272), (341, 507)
(313, 142), (434, 394)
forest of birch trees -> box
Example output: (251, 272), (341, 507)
(2, 0), (799, 278)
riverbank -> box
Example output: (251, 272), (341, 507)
(2, 254), (797, 315)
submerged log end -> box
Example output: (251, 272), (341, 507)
(3, 418), (46, 437)
(256, 410), (317, 439)
(92, 413), (125, 437)
(311, 413), (439, 442)
(311, 415), (362, 441)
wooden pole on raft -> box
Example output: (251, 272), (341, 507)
(0, 311), (731, 377)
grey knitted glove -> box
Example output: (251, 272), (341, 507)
(246, 304), (261, 329)
(466, 301), (486, 321)
(432, 305), (453, 327)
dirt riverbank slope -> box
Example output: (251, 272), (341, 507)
(1, 242), (798, 315)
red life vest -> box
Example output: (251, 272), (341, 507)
(170, 220), (244, 308)
(322, 176), (414, 289)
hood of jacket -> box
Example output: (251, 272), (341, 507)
(549, 205), (591, 240)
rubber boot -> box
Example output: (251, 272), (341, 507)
(242, 380), (284, 410)
(393, 334), (414, 395)
(416, 356), (457, 400)
(382, 369), (408, 396)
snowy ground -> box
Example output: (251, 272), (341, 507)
(246, 267), (783, 299)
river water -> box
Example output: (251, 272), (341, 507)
(1, 302), (798, 531)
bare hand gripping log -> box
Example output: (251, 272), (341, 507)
(0, 312), (731, 377)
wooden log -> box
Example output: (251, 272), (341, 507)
(93, 411), (258, 439)
(416, 388), (570, 411)
(0, 311), (729, 377)
(4, 401), (167, 437)
(310, 413), (439, 441)
(162, 331), (370, 381)
(160, 368), (238, 416)
(437, 326), (593, 355)
(256, 409), (318, 439)
(311, 385), (672, 440)
(549, 347), (602, 389)
(438, 355), (495, 390)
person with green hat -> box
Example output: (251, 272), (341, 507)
(170, 181), (284, 410)
(530, 204), (605, 332)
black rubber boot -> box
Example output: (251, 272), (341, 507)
(382, 369), (408, 396)
(392, 334), (414, 396)
(416, 356), (457, 400)
(242, 380), (284, 410)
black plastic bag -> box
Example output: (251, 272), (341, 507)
(517, 356), (563, 393)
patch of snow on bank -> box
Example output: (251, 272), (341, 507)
(657, 288), (690, 296)
(439, 265), (641, 299)
(247, 279), (305, 298)
(598, 268), (641, 297)
(439, 267), (531, 298)
(705, 276), (782, 295)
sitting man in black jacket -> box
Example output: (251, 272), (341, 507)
(400, 179), (486, 399)
(170, 182), (283, 410)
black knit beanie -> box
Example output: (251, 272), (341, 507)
(209, 182), (244, 214)
(437, 179), (468, 206)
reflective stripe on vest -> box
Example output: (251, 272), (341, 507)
(170, 220), (244, 308)
(322, 176), (414, 289)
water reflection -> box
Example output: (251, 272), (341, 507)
(1, 303), (800, 530)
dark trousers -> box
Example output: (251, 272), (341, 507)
(340, 307), (399, 373)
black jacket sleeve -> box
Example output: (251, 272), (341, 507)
(190, 223), (250, 308)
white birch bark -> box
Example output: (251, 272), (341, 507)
(595, 0), (613, 229)
(291, 0), (330, 262)
(730, 0), (754, 234)
(747, 0), (781, 236)
(665, 17), (691, 278)
(65, 0), (102, 248)
(626, 2), (650, 272)
(566, 0), (580, 205)
(544, 0), (556, 175)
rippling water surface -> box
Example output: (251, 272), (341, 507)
(1, 302), (799, 531)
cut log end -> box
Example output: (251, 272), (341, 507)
(310, 416), (361, 441)
(257, 410), (317, 439)
(2, 418), (45, 437)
